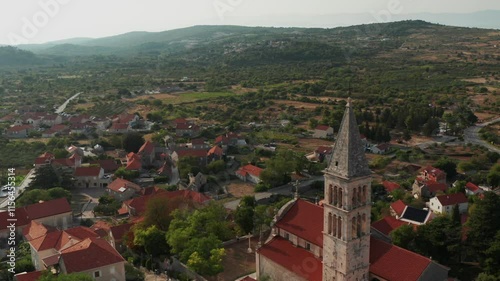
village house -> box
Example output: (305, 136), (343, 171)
(106, 178), (141, 202)
(382, 181), (401, 194)
(90, 159), (120, 174)
(371, 143), (391, 155)
(172, 149), (209, 167)
(371, 216), (409, 241)
(22, 222), (126, 281)
(464, 182), (483, 196)
(236, 164), (263, 184)
(0, 198), (72, 238)
(421, 166), (447, 184)
(187, 172), (207, 192)
(307, 146), (333, 163)
(4, 124), (33, 138)
(125, 152), (142, 171)
(91, 116), (111, 130)
(109, 223), (134, 253)
(41, 124), (69, 138)
(108, 122), (130, 134)
(412, 178), (447, 198)
(207, 145), (224, 163)
(74, 166), (107, 188)
(176, 123), (200, 137)
(312, 125), (334, 139)
(34, 152), (55, 168)
(429, 193), (468, 215)
(390, 200), (407, 218)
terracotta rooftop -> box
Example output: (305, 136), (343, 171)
(435, 193), (468, 206)
(138, 141), (155, 154)
(74, 166), (102, 177)
(371, 216), (408, 236)
(315, 125), (331, 131)
(275, 199), (324, 246)
(14, 271), (43, 281)
(257, 236), (323, 281)
(236, 164), (263, 178)
(60, 237), (125, 273)
(465, 182), (480, 192)
(370, 237), (437, 281)
(207, 146), (223, 157)
(107, 178), (141, 193)
(390, 200), (407, 217)
(383, 181), (401, 193)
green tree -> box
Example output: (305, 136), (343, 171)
(235, 205), (254, 234)
(434, 157), (457, 180)
(18, 187), (71, 206)
(390, 224), (416, 250)
(134, 225), (169, 257)
(28, 165), (59, 190)
(466, 192), (500, 266)
(123, 133), (145, 153)
(125, 263), (145, 281)
(115, 167), (140, 180)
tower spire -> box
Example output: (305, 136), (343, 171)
(327, 98), (370, 179)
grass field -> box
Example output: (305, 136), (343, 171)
(131, 92), (236, 104)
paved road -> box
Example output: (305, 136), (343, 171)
(55, 92), (82, 114)
(0, 168), (35, 209)
(463, 117), (500, 154)
(224, 176), (323, 210)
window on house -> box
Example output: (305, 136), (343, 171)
(306, 243), (311, 250)
(94, 271), (101, 278)
(285, 233), (290, 240)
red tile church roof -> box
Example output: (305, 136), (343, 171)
(275, 199), (324, 246)
(257, 236), (322, 281)
(370, 237), (434, 281)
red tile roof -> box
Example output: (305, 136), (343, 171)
(465, 182), (479, 192)
(371, 216), (408, 236)
(435, 193), (468, 206)
(275, 199), (324, 246)
(176, 123), (199, 130)
(138, 141), (155, 154)
(174, 118), (187, 124)
(0, 207), (30, 230)
(390, 200), (407, 217)
(240, 277), (257, 281)
(7, 125), (33, 132)
(126, 158), (142, 170)
(423, 166), (446, 178)
(110, 122), (129, 130)
(315, 146), (333, 154)
(315, 125), (331, 131)
(74, 166), (102, 177)
(215, 135), (228, 144)
(425, 180), (447, 193)
(370, 237), (433, 281)
(107, 178), (141, 193)
(25, 198), (72, 220)
(90, 159), (120, 173)
(258, 236), (322, 281)
(60, 237), (125, 273)
(23, 220), (55, 241)
(14, 271), (43, 281)
(237, 164), (263, 178)
(383, 181), (401, 193)
(208, 146), (223, 157)
(110, 223), (134, 243)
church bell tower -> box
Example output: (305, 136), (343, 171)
(322, 98), (372, 281)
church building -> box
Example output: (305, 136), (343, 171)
(256, 99), (449, 281)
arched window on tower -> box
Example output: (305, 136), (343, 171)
(357, 187), (362, 206)
(328, 213), (333, 235)
(333, 215), (337, 237)
(352, 187), (357, 207)
(333, 186), (338, 206)
(328, 185), (333, 204)
(337, 217), (342, 239)
(357, 214), (362, 237)
(352, 217), (357, 239)
(338, 188), (343, 208)
(362, 185), (367, 204)
(362, 213), (367, 234)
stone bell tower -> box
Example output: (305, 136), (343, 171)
(322, 98), (372, 281)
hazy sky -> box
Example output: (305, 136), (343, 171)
(1, 0), (499, 45)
